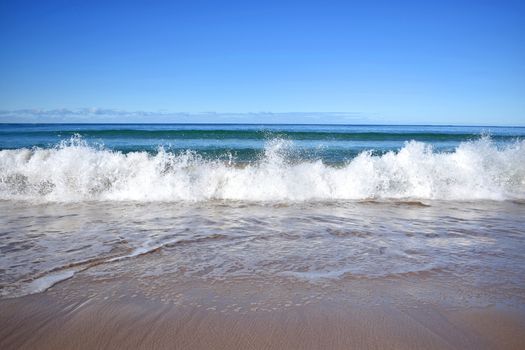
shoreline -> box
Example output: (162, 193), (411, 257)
(1, 199), (524, 349)
(1, 276), (524, 350)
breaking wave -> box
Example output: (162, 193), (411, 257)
(0, 137), (524, 201)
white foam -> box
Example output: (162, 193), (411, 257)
(0, 137), (523, 201)
(24, 270), (76, 294)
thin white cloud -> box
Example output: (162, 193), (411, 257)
(0, 109), (381, 124)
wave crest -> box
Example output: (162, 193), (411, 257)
(0, 137), (524, 201)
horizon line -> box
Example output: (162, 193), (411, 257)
(1, 122), (525, 128)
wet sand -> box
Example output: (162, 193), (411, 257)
(1, 277), (524, 350)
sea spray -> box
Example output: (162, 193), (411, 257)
(0, 136), (524, 202)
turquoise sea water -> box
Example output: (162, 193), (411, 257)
(1, 124), (524, 163)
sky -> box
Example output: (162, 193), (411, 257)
(0, 0), (524, 125)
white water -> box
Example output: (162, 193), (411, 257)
(0, 137), (524, 201)
(24, 270), (76, 295)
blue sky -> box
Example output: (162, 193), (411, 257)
(0, 0), (524, 124)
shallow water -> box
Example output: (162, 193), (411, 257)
(1, 200), (524, 300)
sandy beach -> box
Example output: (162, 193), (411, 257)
(2, 272), (525, 350)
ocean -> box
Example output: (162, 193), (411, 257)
(1, 123), (524, 303)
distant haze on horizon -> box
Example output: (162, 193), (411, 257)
(0, 109), (524, 126)
(1, 1), (524, 125)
